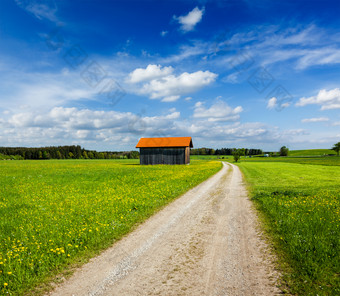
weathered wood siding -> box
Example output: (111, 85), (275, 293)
(185, 147), (190, 164)
(140, 147), (188, 165)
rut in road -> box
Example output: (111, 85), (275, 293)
(48, 162), (281, 296)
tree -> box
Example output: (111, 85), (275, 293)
(332, 142), (340, 156)
(42, 151), (50, 159)
(280, 146), (289, 156)
(232, 149), (242, 162)
(56, 151), (62, 159)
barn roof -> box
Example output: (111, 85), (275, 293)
(136, 137), (193, 148)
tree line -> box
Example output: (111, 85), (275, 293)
(190, 147), (263, 156)
(0, 146), (140, 160)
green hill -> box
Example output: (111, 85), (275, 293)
(289, 149), (336, 157)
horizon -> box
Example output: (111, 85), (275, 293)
(1, 0), (340, 151)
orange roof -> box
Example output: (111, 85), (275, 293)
(136, 137), (193, 148)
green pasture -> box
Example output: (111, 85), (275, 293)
(288, 149), (336, 157)
(0, 159), (221, 295)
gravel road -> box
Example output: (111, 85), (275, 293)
(48, 162), (281, 296)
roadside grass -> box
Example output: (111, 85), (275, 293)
(237, 160), (340, 295)
(0, 159), (222, 295)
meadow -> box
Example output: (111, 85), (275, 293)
(237, 157), (340, 295)
(0, 159), (221, 295)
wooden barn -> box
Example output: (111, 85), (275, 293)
(136, 137), (193, 165)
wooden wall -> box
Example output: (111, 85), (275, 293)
(140, 147), (189, 165)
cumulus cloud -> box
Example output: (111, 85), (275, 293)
(266, 96), (291, 110)
(127, 64), (174, 83)
(1, 104), (327, 151)
(174, 7), (205, 32)
(132, 68), (217, 102)
(267, 97), (277, 109)
(301, 117), (329, 123)
(296, 88), (340, 110)
(193, 100), (243, 122)
(2, 107), (183, 148)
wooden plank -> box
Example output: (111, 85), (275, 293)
(139, 147), (187, 165)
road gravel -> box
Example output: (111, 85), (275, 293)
(48, 162), (281, 296)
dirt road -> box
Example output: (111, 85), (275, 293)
(49, 162), (281, 296)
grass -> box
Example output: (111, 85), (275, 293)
(0, 159), (222, 295)
(190, 155), (230, 160)
(241, 156), (340, 166)
(289, 149), (336, 157)
(236, 158), (340, 295)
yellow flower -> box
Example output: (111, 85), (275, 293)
(4, 283), (8, 287)
(7, 272), (12, 275)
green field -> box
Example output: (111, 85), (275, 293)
(0, 159), (221, 295)
(237, 157), (340, 295)
(289, 149), (336, 156)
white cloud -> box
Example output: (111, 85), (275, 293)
(301, 117), (329, 123)
(15, 0), (58, 22)
(174, 7), (205, 32)
(266, 96), (291, 110)
(295, 48), (340, 70)
(139, 70), (217, 102)
(193, 100), (243, 122)
(160, 42), (208, 63)
(223, 72), (239, 84)
(296, 88), (340, 110)
(267, 97), (277, 109)
(162, 96), (180, 102)
(210, 25), (340, 71)
(127, 64), (174, 83)
(161, 31), (168, 37)
(2, 107), (183, 148)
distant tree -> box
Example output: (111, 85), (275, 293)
(232, 149), (242, 162)
(332, 142), (340, 156)
(82, 151), (89, 159)
(280, 146), (289, 156)
(42, 151), (50, 159)
(38, 151), (43, 159)
(68, 152), (74, 159)
(56, 151), (62, 159)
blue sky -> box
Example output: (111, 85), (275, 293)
(1, 0), (340, 151)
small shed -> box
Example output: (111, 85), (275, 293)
(136, 137), (193, 165)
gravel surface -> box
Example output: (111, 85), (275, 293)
(48, 162), (281, 296)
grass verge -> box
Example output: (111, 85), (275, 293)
(237, 160), (340, 295)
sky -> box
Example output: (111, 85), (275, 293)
(0, 0), (340, 151)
